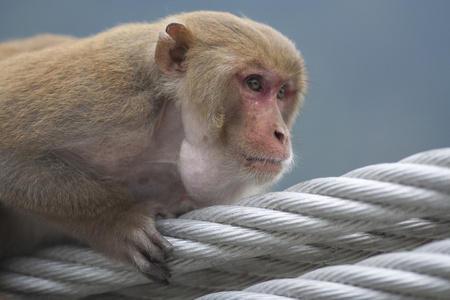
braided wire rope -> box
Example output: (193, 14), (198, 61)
(1, 148), (449, 299)
(198, 238), (450, 300)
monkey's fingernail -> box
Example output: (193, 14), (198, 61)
(164, 252), (173, 260)
(152, 279), (170, 286)
(160, 279), (170, 286)
(144, 273), (171, 285)
(164, 243), (174, 253)
(144, 269), (171, 283)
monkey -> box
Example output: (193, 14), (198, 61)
(0, 11), (307, 284)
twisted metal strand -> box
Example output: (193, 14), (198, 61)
(0, 148), (449, 299)
(198, 239), (450, 300)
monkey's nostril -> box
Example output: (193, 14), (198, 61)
(274, 131), (285, 144)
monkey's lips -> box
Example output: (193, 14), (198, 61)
(242, 155), (284, 173)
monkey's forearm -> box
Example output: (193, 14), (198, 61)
(0, 149), (132, 220)
(0, 148), (174, 283)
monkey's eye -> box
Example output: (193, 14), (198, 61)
(246, 77), (262, 92)
(277, 87), (286, 100)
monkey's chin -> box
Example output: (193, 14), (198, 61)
(238, 155), (294, 186)
(242, 155), (284, 174)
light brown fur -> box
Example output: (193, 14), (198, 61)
(0, 34), (76, 61)
(0, 11), (306, 283)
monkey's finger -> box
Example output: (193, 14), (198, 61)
(133, 250), (172, 283)
(157, 211), (176, 219)
(155, 206), (176, 219)
(142, 263), (172, 283)
(131, 229), (166, 262)
(148, 231), (174, 253)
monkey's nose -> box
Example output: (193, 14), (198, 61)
(274, 129), (289, 145)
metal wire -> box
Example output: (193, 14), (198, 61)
(1, 148), (449, 299)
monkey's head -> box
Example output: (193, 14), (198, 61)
(155, 12), (307, 204)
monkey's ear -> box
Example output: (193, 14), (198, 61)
(155, 23), (195, 77)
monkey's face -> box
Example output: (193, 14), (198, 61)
(223, 66), (299, 184)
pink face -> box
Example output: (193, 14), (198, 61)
(232, 67), (297, 176)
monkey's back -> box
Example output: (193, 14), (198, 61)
(0, 23), (164, 153)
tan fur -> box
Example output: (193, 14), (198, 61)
(0, 34), (76, 61)
(0, 11), (306, 283)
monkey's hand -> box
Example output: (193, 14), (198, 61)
(87, 201), (175, 284)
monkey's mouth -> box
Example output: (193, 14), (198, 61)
(242, 155), (284, 173)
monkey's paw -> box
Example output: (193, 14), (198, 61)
(89, 201), (175, 284)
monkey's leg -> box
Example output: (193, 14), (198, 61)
(0, 150), (173, 283)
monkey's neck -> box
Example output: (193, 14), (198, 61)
(178, 139), (258, 206)
(177, 104), (258, 206)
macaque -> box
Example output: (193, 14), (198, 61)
(0, 11), (307, 284)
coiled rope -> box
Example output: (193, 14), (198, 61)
(1, 148), (449, 299)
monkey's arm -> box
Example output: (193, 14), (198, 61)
(0, 149), (173, 284)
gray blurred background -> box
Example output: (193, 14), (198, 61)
(1, 0), (449, 191)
